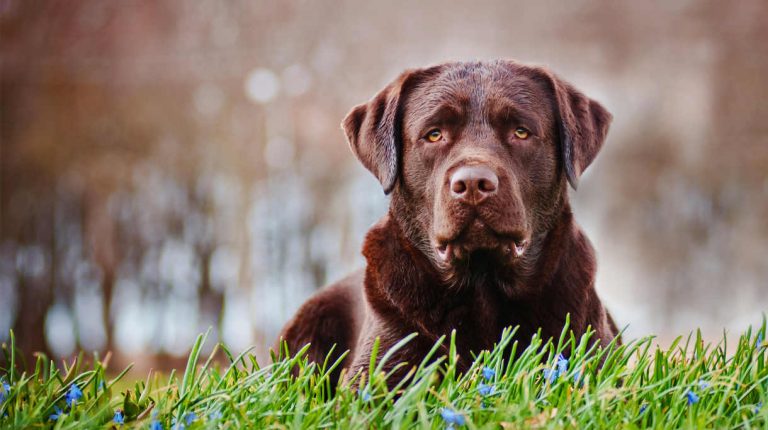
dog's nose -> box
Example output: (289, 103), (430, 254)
(449, 165), (498, 204)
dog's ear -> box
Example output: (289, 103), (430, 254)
(539, 70), (612, 190)
(342, 69), (426, 194)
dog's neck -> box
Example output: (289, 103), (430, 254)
(361, 204), (597, 344)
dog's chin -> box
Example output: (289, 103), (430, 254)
(433, 219), (529, 268)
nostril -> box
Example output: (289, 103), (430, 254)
(451, 180), (467, 194)
(478, 179), (496, 193)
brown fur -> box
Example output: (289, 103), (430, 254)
(277, 60), (619, 387)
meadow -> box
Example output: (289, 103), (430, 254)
(1, 318), (766, 429)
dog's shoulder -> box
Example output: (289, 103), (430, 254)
(276, 269), (366, 359)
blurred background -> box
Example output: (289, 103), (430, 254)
(1, 0), (767, 370)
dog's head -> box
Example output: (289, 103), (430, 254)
(343, 60), (611, 279)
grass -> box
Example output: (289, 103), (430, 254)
(1, 317), (766, 429)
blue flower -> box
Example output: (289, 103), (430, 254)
(543, 368), (558, 384)
(755, 402), (762, 414)
(639, 403), (648, 415)
(555, 354), (568, 374)
(171, 417), (184, 430)
(150, 419), (164, 430)
(478, 383), (495, 396)
(758, 333), (764, 349)
(543, 354), (569, 384)
(49, 406), (63, 421)
(698, 379), (710, 390)
(358, 388), (372, 402)
(482, 367), (496, 381)
(171, 412), (196, 429)
(209, 410), (223, 420)
(113, 410), (125, 425)
(0, 380), (9, 403)
(66, 384), (83, 407)
(685, 390), (699, 405)
(440, 408), (465, 428)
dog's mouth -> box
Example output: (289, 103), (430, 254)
(433, 218), (529, 264)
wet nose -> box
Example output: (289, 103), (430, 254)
(449, 165), (498, 204)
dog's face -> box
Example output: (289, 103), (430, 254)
(343, 61), (611, 278)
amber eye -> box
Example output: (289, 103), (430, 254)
(426, 129), (443, 142)
(514, 127), (530, 139)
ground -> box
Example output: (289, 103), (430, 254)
(0, 319), (766, 429)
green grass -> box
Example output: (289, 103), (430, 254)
(1, 317), (767, 429)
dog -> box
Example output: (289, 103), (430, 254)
(277, 60), (619, 387)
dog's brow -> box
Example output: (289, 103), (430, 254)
(420, 104), (465, 128)
(491, 102), (542, 134)
(502, 86), (540, 108)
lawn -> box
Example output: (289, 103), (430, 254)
(1, 318), (766, 429)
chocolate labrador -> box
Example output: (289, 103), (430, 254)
(278, 60), (619, 387)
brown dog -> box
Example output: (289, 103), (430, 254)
(278, 60), (619, 387)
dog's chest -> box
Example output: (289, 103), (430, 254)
(438, 280), (516, 353)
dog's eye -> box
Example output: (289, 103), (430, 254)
(514, 127), (530, 139)
(426, 129), (443, 143)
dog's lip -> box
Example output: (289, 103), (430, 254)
(433, 223), (529, 262)
(507, 239), (529, 258)
(436, 243), (452, 261)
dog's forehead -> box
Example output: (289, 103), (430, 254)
(410, 62), (551, 118)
